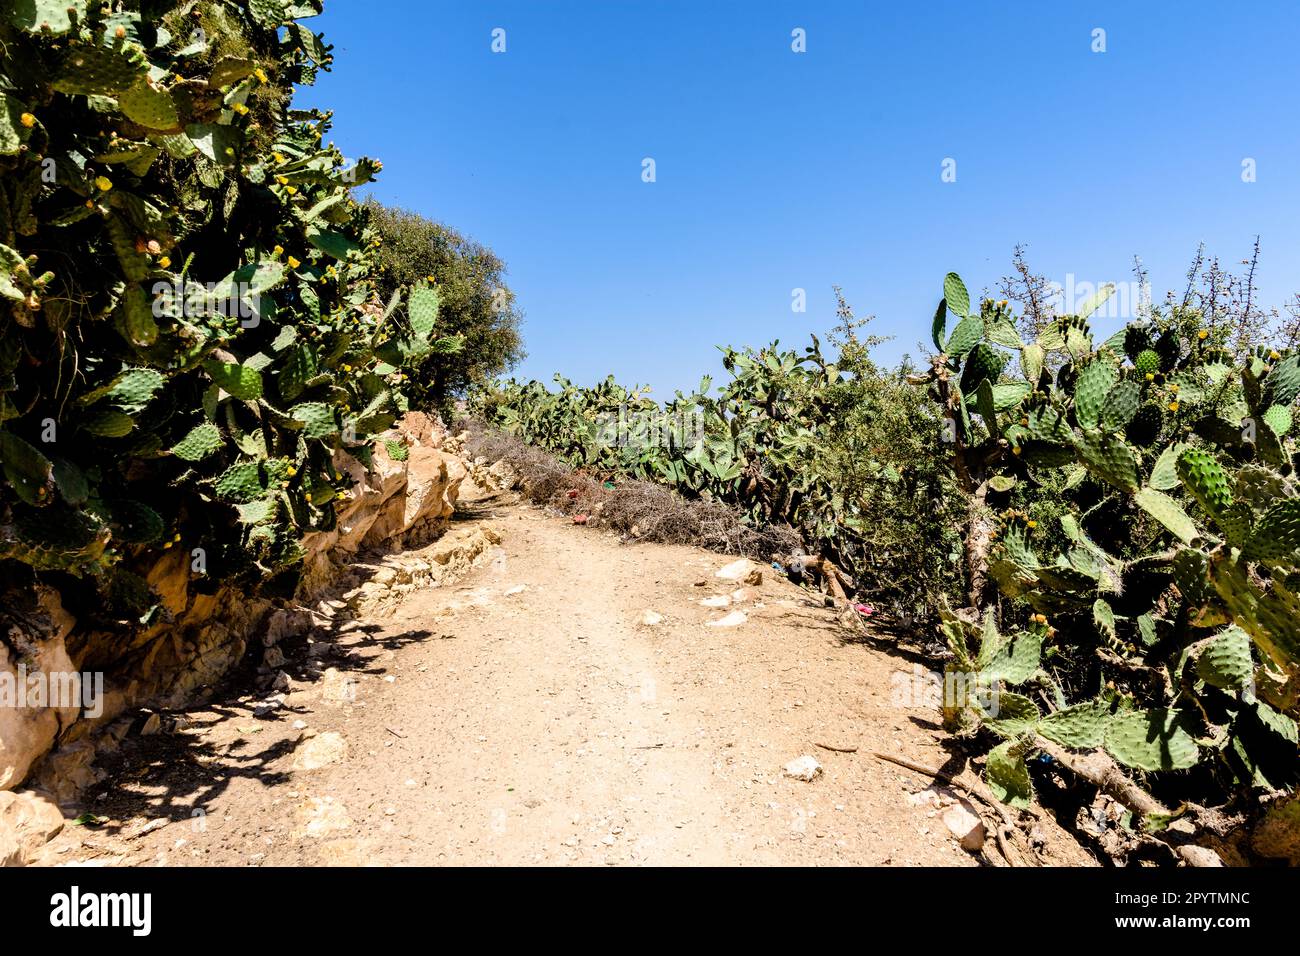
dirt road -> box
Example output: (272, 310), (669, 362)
(34, 486), (1093, 866)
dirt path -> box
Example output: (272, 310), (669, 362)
(33, 485), (1093, 867)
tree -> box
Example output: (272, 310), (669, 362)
(365, 200), (525, 409)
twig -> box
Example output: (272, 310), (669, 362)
(814, 742), (858, 754)
(872, 751), (1027, 867)
(385, 726), (407, 739)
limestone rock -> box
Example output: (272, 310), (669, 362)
(705, 610), (747, 628)
(0, 789), (65, 861)
(783, 755), (823, 782)
(292, 731), (348, 771)
(943, 803), (986, 851)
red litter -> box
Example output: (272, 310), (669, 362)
(572, 514), (588, 525)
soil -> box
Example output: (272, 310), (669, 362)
(31, 482), (1096, 867)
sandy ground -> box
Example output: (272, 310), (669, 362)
(33, 485), (1095, 867)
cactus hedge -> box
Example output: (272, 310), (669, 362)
(928, 272), (1298, 816)
(0, 2), (459, 624)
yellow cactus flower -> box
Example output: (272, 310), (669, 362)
(305, 493), (313, 503)
(94, 175), (113, 192)
(1197, 329), (1209, 340)
(254, 67), (269, 84)
(273, 244), (284, 257)
(275, 175), (288, 185)
(1011, 446), (1022, 456)
(1168, 401), (1180, 413)
(284, 185), (298, 195)
(1027, 520), (1038, 529)
(20, 112), (35, 128)
(273, 152), (286, 164)
(1168, 383), (1179, 393)
(287, 255), (301, 269)
(158, 256), (171, 269)
(233, 102), (250, 116)
(1270, 349), (1281, 361)
(1145, 373), (1155, 382)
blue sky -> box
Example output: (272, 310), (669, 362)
(298, 0), (1300, 395)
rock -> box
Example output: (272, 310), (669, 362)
(292, 731), (348, 771)
(700, 595), (730, 608)
(298, 796), (353, 838)
(1177, 845), (1224, 867)
(715, 559), (757, 582)
(783, 756), (822, 782)
(505, 584), (528, 596)
(640, 610), (664, 626)
(320, 668), (359, 705)
(705, 611), (747, 628)
(730, 588), (752, 603)
(744, 568), (763, 586)
(0, 821), (21, 867)
(139, 713), (162, 736)
(0, 789), (64, 861)
(0, 588), (80, 791)
(943, 804), (986, 851)
(31, 741), (97, 806)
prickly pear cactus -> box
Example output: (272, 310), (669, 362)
(0, 4), (461, 611)
(925, 271), (1300, 817)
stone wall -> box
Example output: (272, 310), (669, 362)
(0, 413), (468, 815)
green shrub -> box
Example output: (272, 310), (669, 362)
(367, 199), (524, 411)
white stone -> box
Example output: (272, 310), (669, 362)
(705, 611), (747, 628)
(783, 756), (822, 782)
(942, 804), (986, 851)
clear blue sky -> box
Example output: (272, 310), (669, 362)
(297, 0), (1300, 395)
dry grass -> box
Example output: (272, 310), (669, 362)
(463, 423), (800, 561)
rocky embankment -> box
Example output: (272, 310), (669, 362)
(0, 415), (478, 864)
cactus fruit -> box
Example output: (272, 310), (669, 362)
(1104, 709), (1200, 771)
(1134, 349), (1161, 377)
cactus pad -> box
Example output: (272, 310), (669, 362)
(171, 422), (223, 461)
(1038, 701), (1112, 749)
(1196, 627), (1254, 689)
(1104, 708), (1200, 771)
